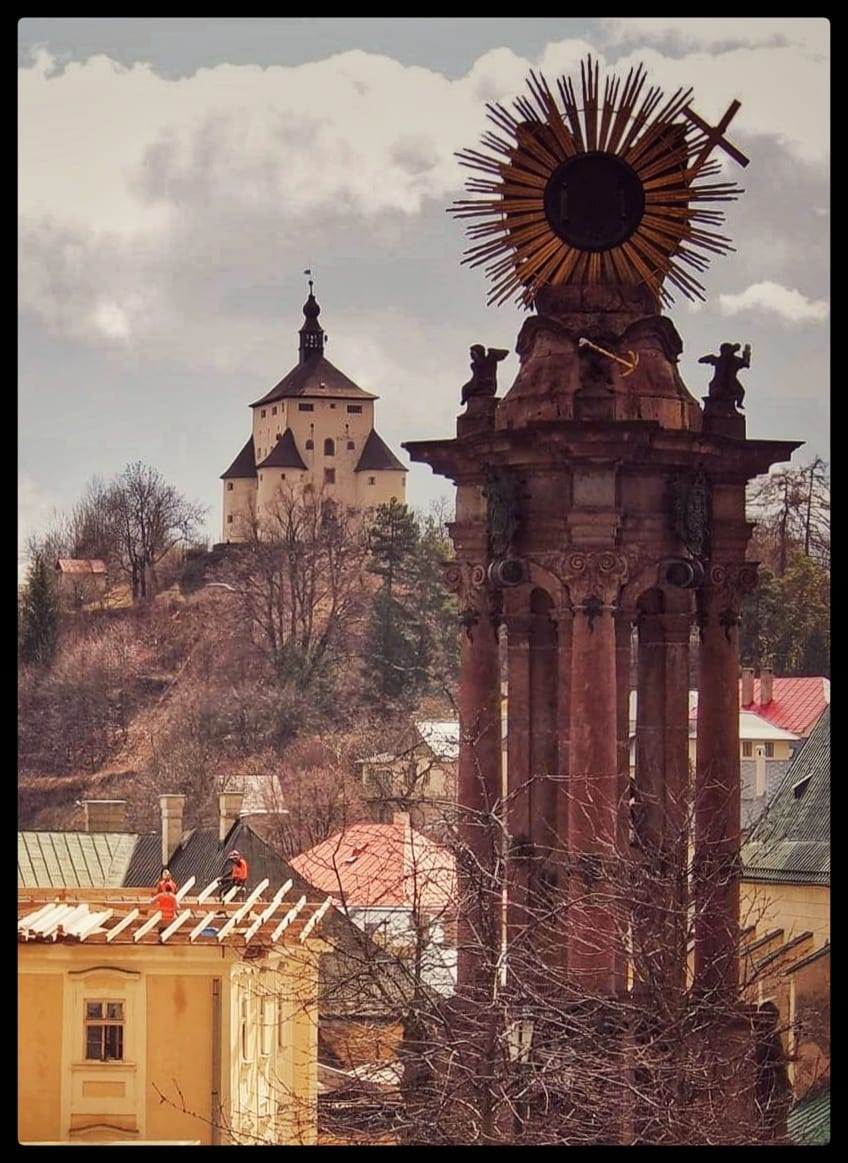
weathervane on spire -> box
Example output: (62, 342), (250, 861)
(304, 267), (314, 295)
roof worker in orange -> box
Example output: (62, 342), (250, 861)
(220, 848), (249, 901)
(152, 884), (180, 933)
(156, 867), (177, 895)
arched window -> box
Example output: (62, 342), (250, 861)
(324, 438), (335, 456)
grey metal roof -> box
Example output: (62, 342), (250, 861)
(18, 831), (138, 889)
(741, 706), (830, 885)
(787, 1084), (830, 1146)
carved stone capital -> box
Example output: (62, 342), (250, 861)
(697, 560), (759, 642)
(442, 560), (498, 638)
(557, 550), (630, 608)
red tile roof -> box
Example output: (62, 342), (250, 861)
(55, 558), (107, 575)
(291, 815), (457, 916)
(740, 676), (830, 737)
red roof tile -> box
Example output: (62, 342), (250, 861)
(740, 676), (830, 737)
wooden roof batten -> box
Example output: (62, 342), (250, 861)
(18, 877), (335, 949)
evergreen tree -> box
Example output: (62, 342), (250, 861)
(19, 554), (60, 667)
(366, 500), (428, 705)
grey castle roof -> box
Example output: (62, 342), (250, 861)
(741, 706), (830, 886)
(355, 429), (407, 473)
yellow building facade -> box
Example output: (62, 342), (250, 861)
(18, 887), (330, 1146)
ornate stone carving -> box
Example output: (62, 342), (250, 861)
(442, 560), (497, 639)
(696, 561), (759, 642)
(558, 550), (630, 610)
(668, 465), (712, 559)
(483, 465), (525, 560)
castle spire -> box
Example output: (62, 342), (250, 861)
(298, 268), (325, 364)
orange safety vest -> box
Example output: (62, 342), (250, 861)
(153, 891), (178, 922)
(231, 857), (248, 884)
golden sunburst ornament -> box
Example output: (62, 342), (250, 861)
(450, 55), (749, 308)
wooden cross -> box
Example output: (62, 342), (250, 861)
(683, 99), (750, 172)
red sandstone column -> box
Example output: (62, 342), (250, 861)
(503, 607), (532, 956)
(693, 561), (757, 995)
(444, 560), (503, 997)
(563, 550), (628, 995)
(632, 593), (692, 996)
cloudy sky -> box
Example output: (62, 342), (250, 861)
(18, 18), (830, 574)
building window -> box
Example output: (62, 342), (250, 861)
(261, 409), (267, 418)
(299, 403), (314, 412)
(227, 515), (233, 524)
(347, 441), (355, 450)
(764, 742), (775, 758)
(272, 406), (277, 415)
(330, 403), (336, 409)
(347, 404), (363, 414)
(259, 473), (263, 481)
(368, 476), (376, 485)
(85, 1000), (125, 1061)
(324, 438), (334, 456)
(280, 473), (286, 480)
(227, 481), (234, 491)
(325, 468), (336, 485)
(260, 996), (273, 1057)
(742, 741), (753, 758)
(305, 439), (314, 450)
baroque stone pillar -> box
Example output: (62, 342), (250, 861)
(693, 560), (758, 995)
(632, 590), (693, 997)
(444, 560), (503, 998)
(562, 550), (628, 994)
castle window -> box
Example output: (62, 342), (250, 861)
(281, 473), (286, 480)
(227, 515), (233, 524)
(299, 403), (314, 412)
(742, 741), (752, 758)
(227, 482), (234, 491)
(85, 1000), (125, 1062)
(261, 409), (266, 418)
(347, 441), (355, 450)
(305, 439), (314, 450)
(324, 468), (336, 485)
(764, 742), (774, 758)
(272, 406), (277, 415)
(323, 438), (335, 456)
(347, 405), (363, 414)
(368, 476), (376, 485)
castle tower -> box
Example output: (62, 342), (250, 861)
(220, 279), (407, 541)
(403, 58), (800, 1144)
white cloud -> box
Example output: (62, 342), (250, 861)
(715, 281), (829, 323)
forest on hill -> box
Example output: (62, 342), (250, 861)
(18, 456), (829, 840)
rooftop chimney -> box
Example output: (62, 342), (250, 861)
(760, 666), (774, 706)
(741, 667), (755, 707)
(159, 794), (186, 867)
(82, 800), (128, 833)
(219, 792), (244, 842)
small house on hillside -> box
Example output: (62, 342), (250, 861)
(54, 558), (108, 606)
(356, 719), (459, 837)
